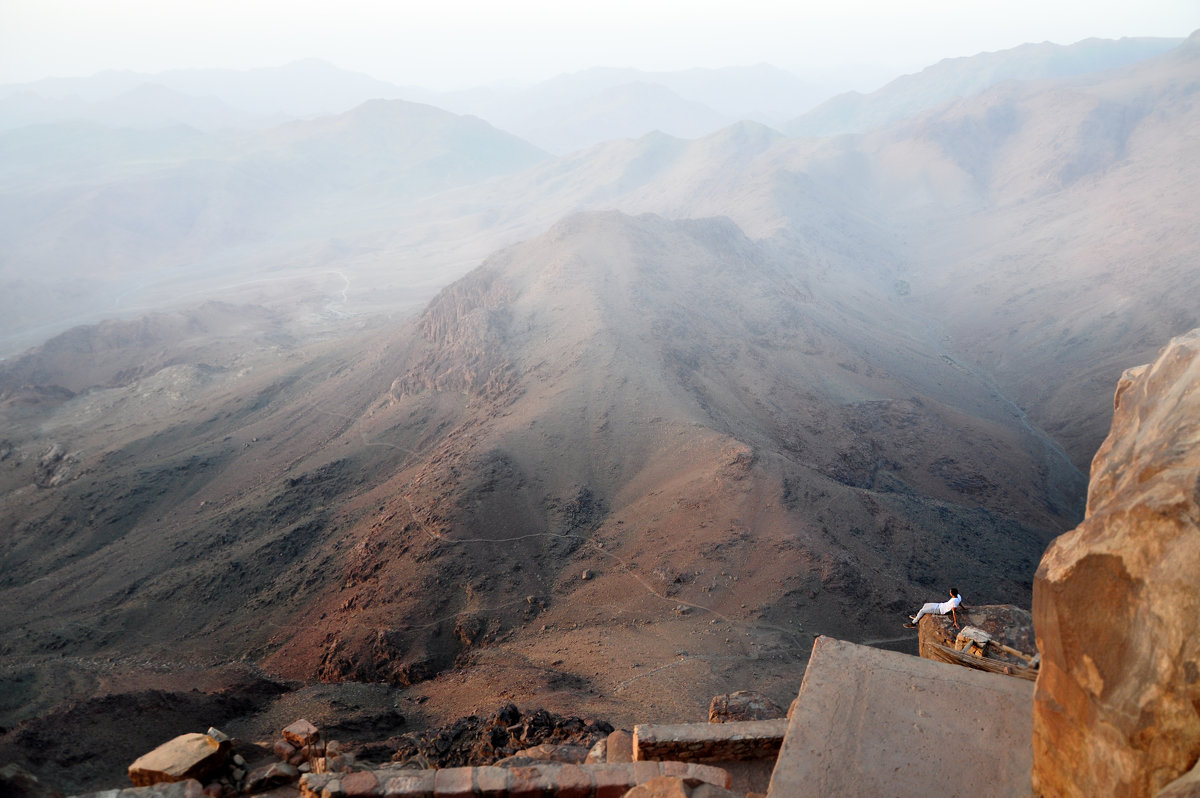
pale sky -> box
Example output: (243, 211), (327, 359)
(1, 0), (1197, 89)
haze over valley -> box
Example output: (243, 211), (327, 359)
(1, 9), (1198, 791)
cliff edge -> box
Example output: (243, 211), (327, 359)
(1033, 328), (1200, 798)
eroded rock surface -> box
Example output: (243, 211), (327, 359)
(917, 604), (1036, 668)
(707, 691), (784, 724)
(127, 733), (227, 787)
(1033, 329), (1200, 798)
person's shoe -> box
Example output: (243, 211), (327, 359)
(903, 622), (917, 629)
(909, 615), (918, 622)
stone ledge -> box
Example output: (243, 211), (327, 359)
(632, 719), (789, 763)
(299, 761), (731, 797)
(768, 636), (1033, 798)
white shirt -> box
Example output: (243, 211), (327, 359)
(938, 595), (962, 614)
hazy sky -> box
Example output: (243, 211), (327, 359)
(2, 0), (1197, 89)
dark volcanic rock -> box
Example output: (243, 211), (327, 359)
(386, 705), (612, 769)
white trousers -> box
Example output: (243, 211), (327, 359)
(912, 602), (942, 624)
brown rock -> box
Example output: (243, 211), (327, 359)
(606, 730), (634, 763)
(282, 720), (320, 748)
(273, 740), (297, 761)
(1033, 329), (1200, 798)
(128, 733), (229, 787)
(707, 691), (784, 723)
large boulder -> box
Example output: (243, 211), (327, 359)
(128, 733), (228, 787)
(1033, 329), (1200, 798)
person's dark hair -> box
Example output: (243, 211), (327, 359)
(950, 587), (960, 597)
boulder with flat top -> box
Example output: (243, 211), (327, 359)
(128, 733), (229, 787)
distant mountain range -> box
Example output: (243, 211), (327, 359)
(785, 35), (1184, 137)
(1, 33), (1198, 793)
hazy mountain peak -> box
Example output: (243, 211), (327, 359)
(786, 35), (1185, 138)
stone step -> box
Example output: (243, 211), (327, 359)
(299, 760), (731, 797)
(632, 719), (790, 762)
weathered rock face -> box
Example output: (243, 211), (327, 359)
(707, 691), (785, 723)
(1033, 329), (1200, 798)
(127, 733), (228, 787)
(918, 604), (1038, 673)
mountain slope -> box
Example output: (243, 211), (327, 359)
(785, 36), (1183, 138)
(0, 212), (1084, 746)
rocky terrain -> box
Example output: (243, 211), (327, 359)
(1, 34), (1198, 795)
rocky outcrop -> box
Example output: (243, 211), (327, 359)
(1033, 329), (1200, 798)
(917, 604), (1039, 678)
(127, 733), (228, 787)
(706, 692), (784, 724)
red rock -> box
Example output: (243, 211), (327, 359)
(1033, 330), (1200, 798)
(273, 740), (297, 760)
(282, 720), (320, 748)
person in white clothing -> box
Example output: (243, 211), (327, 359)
(904, 587), (961, 629)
